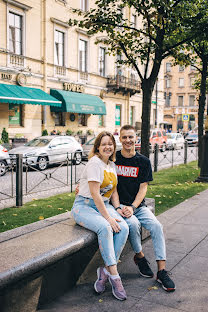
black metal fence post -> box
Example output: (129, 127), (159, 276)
(71, 153), (73, 193)
(184, 141), (188, 164)
(16, 154), (23, 207)
(154, 144), (159, 172)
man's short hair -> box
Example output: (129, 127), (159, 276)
(120, 125), (136, 133)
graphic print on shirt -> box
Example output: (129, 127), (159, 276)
(116, 165), (139, 178)
(100, 170), (117, 198)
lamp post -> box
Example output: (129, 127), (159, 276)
(155, 79), (158, 128)
(195, 108), (208, 182)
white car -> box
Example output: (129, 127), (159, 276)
(166, 133), (184, 150)
(0, 144), (11, 176)
(9, 136), (83, 170)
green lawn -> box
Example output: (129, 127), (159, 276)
(0, 161), (207, 233)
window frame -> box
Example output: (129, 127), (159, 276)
(178, 95), (184, 107)
(79, 38), (88, 73)
(98, 47), (106, 77)
(189, 95), (195, 107)
(80, 0), (88, 12)
(179, 78), (184, 88)
(166, 62), (171, 72)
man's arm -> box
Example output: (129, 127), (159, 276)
(111, 188), (126, 217)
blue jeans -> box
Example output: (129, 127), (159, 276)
(71, 195), (129, 266)
(123, 205), (166, 261)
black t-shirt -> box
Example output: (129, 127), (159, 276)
(115, 150), (153, 207)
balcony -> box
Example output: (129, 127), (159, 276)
(55, 65), (66, 76)
(9, 54), (24, 67)
(106, 75), (141, 96)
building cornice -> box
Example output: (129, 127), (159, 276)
(3, 0), (32, 11)
(50, 18), (69, 28)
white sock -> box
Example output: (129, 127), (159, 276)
(109, 274), (120, 280)
(103, 267), (110, 276)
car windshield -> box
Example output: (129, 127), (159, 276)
(85, 137), (96, 145)
(25, 138), (51, 147)
(187, 134), (197, 138)
(167, 134), (176, 139)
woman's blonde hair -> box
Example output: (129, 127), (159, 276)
(88, 131), (116, 162)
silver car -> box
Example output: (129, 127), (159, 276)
(0, 144), (11, 176)
(9, 135), (83, 170)
(82, 135), (122, 160)
(166, 133), (185, 150)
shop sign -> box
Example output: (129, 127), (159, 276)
(1, 72), (12, 80)
(182, 114), (189, 121)
(115, 105), (121, 126)
(63, 82), (84, 93)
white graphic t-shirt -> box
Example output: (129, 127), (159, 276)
(78, 155), (117, 201)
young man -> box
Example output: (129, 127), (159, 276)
(113, 125), (175, 292)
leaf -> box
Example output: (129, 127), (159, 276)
(2, 221), (6, 226)
(12, 214), (18, 216)
(58, 208), (63, 210)
(158, 201), (162, 204)
(47, 205), (52, 208)
(99, 299), (103, 303)
(148, 286), (158, 291)
(31, 204), (37, 207)
(155, 195), (161, 197)
(175, 192), (179, 195)
(39, 216), (44, 220)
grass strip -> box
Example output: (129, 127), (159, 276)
(0, 161), (208, 233)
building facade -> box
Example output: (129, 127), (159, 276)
(163, 59), (207, 133)
(0, 0), (164, 141)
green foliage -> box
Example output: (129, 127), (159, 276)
(77, 130), (83, 135)
(57, 130), (61, 135)
(1, 128), (9, 143)
(42, 129), (48, 136)
(87, 129), (94, 135)
(66, 129), (74, 136)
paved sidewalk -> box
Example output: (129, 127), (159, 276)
(39, 189), (208, 312)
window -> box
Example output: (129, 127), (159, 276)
(190, 64), (196, 71)
(116, 53), (122, 76)
(81, 0), (88, 11)
(9, 104), (22, 126)
(55, 30), (65, 66)
(179, 78), (184, 87)
(78, 113), (88, 126)
(115, 105), (121, 126)
(131, 14), (137, 28)
(79, 39), (87, 72)
(179, 65), (184, 72)
(98, 115), (104, 127)
(165, 78), (171, 88)
(9, 12), (22, 55)
(189, 95), (195, 107)
(166, 63), (171, 72)
(54, 112), (65, 126)
(190, 76), (195, 87)
(130, 106), (134, 125)
(178, 96), (184, 107)
(99, 47), (106, 76)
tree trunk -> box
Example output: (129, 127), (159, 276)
(141, 79), (154, 158)
(198, 56), (207, 167)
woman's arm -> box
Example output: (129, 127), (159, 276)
(88, 181), (121, 233)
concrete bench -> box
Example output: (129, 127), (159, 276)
(0, 199), (155, 312)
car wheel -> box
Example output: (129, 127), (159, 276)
(0, 160), (7, 176)
(73, 152), (82, 165)
(37, 156), (48, 170)
(160, 143), (166, 152)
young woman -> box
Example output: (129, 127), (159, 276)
(71, 131), (129, 301)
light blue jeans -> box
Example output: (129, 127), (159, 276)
(71, 195), (129, 266)
(123, 205), (166, 261)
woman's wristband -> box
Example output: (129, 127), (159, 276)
(115, 206), (121, 211)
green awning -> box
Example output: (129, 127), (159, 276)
(50, 89), (106, 115)
(0, 83), (62, 106)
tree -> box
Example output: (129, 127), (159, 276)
(69, 0), (204, 157)
(1, 128), (9, 143)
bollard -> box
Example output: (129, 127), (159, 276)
(154, 144), (159, 172)
(184, 140), (188, 164)
(16, 154), (23, 207)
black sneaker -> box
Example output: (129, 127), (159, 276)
(134, 256), (154, 278)
(157, 269), (176, 292)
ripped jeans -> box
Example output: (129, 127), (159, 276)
(71, 195), (129, 266)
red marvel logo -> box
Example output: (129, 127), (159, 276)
(116, 165), (139, 177)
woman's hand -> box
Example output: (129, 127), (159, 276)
(106, 216), (121, 233)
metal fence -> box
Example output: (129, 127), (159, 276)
(0, 143), (198, 207)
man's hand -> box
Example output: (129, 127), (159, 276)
(121, 206), (134, 218)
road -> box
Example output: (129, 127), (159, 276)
(0, 146), (198, 207)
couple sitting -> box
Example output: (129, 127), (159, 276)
(72, 125), (175, 301)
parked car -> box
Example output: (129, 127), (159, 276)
(135, 129), (167, 152)
(9, 136), (83, 170)
(185, 133), (198, 146)
(82, 135), (122, 160)
(0, 144), (11, 176)
(166, 133), (185, 150)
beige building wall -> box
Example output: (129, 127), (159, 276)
(0, 0), (164, 142)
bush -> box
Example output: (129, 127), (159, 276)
(77, 130), (83, 135)
(1, 128), (9, 143)
(42, 129), (48, 136)
(66, 129), (74, 136)
(87, 129), (94, 136)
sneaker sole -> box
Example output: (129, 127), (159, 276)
(109, 278), (127, 301)
(94, 268), (105, 294)
(157, 278), (176, 292)
(138, 269), (154, 278)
